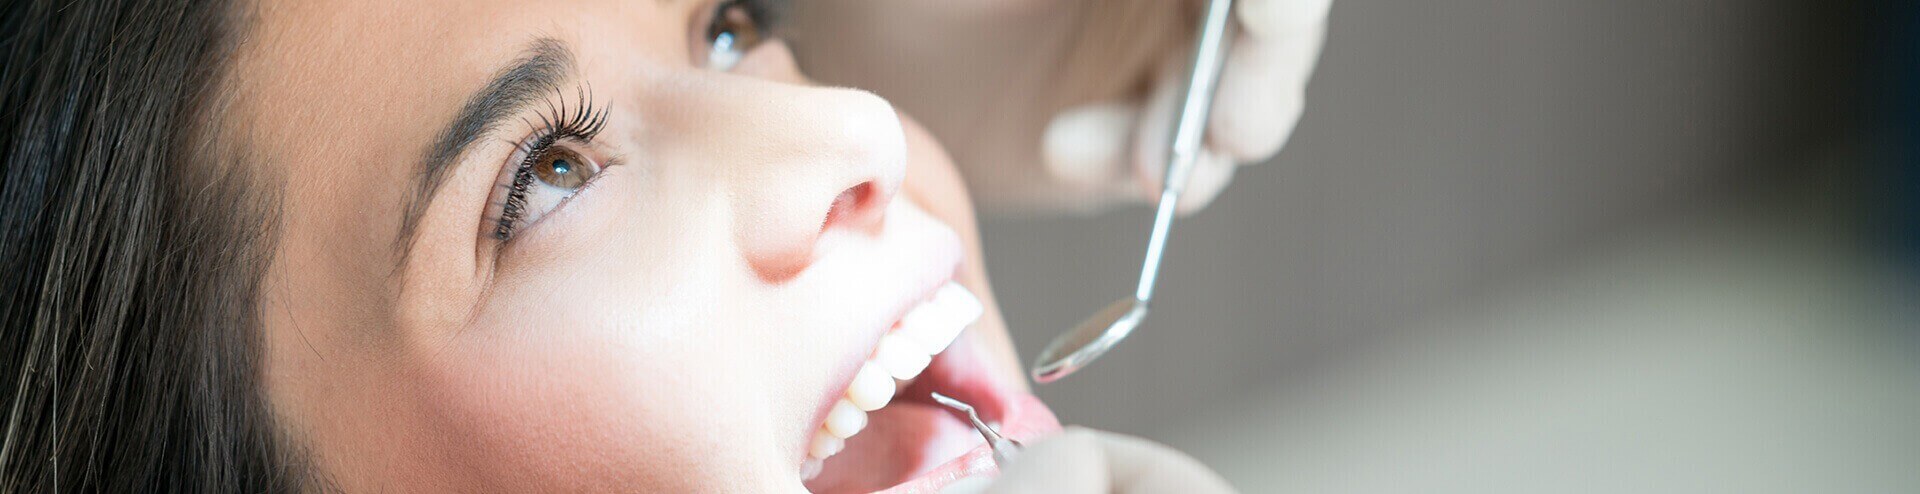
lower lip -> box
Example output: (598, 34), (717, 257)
(873, 394), (1060, 494)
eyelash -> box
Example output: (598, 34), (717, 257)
(485, 1), (778, 243)
(493, 88), (611, 240)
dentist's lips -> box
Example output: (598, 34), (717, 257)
(802, 285), (1063, 493)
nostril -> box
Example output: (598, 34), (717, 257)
(822, 182), (877, 233)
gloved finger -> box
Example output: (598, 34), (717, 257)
(1176, 149), (1237, 215)
(1129, 54), (1186, 202)
(1207, 1), (1326, 164)
(1087, 428), (1237, 494)
(974, 427), (1237, 494)
(1039, 59), (1175, 205)
(1133, 55), (1238, 215)
(1043, 102), (1141, 192)
(1237, 0), (1333, 39)
(975, 427), (1113, 494)
(1042, 0), (1332, 208)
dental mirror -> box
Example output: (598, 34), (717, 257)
(1032, 298), (1148, 382)
(1032, 0), (1235, 384)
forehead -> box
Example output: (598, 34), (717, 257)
(231, 0), (697, 321)
(233, 0), (691, 175)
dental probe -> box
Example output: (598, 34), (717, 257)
(1032, 0), (1237, 384)
(928, 392), (1022, 465)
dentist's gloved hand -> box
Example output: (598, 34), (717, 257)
(953, 427), (1237, 494)
(787, 0), (1330, 215)
(1042, 0), (1330, 215)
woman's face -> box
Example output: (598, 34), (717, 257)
(239, 0), (1057, 491)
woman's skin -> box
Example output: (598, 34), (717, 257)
(238, 0), (1046, 491)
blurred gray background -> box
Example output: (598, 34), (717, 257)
(970, 1), (1918, 491)
(989, 0), (1854, 434)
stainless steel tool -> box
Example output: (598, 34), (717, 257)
(929, 392), (1023, 465)
(1032, 0), (1237, 384)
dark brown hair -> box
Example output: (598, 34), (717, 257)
(0, 0), (306, 490)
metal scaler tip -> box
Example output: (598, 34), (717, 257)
(929, 392), (1023, 465)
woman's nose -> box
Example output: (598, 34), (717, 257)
(655, 44), (907, 281)
(733, 89), (904, 280)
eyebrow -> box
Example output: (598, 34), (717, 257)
(396, 38), (577, 267)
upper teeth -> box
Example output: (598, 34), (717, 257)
(800, 281), (985, 480)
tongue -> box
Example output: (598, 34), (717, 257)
(804, 402), (985, 493)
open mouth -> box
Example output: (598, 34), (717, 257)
(801, 282), (1062, 493)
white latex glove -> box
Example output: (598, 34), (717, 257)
(941, 427), (1238, 494)
(1042, 0), (1330, 214)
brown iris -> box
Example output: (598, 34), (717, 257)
(533, 148), (594, 189)
(709, 1), (765, 53)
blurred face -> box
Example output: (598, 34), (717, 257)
(240, 0), (1058, 491)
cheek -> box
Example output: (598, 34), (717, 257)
(407, 258), (790, 490)
(896, 113), (1032, 385)
(898, 113), (977, 231)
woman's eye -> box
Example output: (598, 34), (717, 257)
(492, 145), (602, 241)
(705, 0), (769, 70)
(534, 148), (595, 189)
